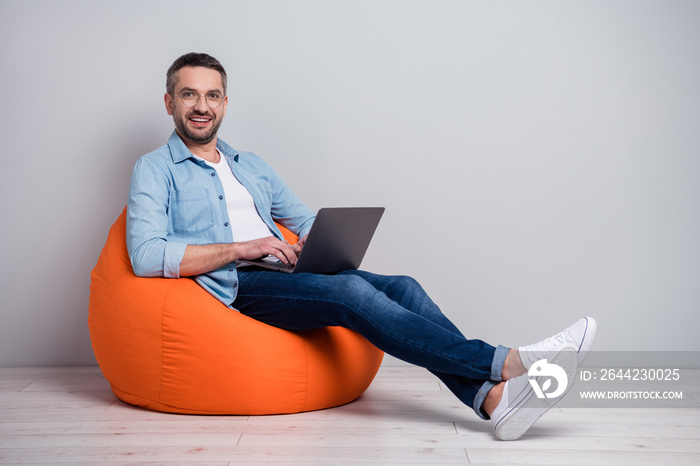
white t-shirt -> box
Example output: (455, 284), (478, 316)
(200, 151), (272, 243)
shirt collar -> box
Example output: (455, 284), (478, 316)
(167, 130), (240, 164)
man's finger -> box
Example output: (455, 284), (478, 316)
(273, 240), (297, 265)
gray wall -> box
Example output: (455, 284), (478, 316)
(1, 0), (698, 366)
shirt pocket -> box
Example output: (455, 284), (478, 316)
(170, 188), (215, 235)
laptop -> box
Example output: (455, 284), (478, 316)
(237, 207), (384, 274)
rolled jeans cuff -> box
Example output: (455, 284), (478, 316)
(473, 344), (510, 420)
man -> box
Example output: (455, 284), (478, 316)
(127, 52), (597, 440)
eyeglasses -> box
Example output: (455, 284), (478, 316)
(174, 91), (224, 108)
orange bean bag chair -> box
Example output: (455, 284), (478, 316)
(88, 208), (383, 415)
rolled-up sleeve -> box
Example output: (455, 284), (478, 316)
(127, 157), (188, 278)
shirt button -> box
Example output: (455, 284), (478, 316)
(219, 195), (223, 200)
(224, 222), (229, 227)
(211, 172), (216, 177)
(233, 283), (238, 288)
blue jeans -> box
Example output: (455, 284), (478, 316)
(233, 268), (509, 419)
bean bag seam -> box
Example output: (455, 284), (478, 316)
(111, 384), (224, 414)
(157, 281), (171, 406)
(300, 340), (310, 412)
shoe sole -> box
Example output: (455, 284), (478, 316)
(494, 348), (578, 441)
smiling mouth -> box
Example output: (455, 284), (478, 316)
(188, 116), (212, 127)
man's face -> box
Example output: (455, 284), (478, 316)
(165, 66), (228, 146)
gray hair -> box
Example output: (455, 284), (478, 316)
(166, 52), (227, 95)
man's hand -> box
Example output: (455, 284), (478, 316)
(179, 236), (298, 277)
(291, 235), (308, 257)
(235, 236), (298, 265)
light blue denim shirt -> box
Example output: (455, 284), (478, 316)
(127, 131), (315, 307)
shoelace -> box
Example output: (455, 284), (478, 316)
(529, 332), (569, 353)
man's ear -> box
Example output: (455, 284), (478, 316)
(164, 92), (174, 115)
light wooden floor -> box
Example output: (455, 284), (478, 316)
(1, 364), (699, 465)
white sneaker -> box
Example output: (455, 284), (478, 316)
(518, 316), (597, 370)
(492, 348), (578, 440)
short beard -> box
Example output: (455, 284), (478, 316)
(173, 111), (223, 146)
